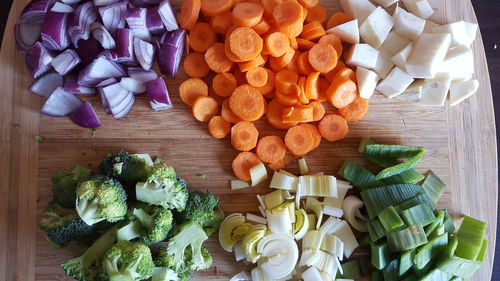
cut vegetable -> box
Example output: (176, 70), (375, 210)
(421, 171), (446, 206)
(326, 19), (359, 44)
(343, 196), (368, 232)
(449, 78), (479, 107)
(219, 213), (247, 252)
(376, 67), (414, 99)
(231, 180), (250, 190)
(340, 0), (376, 24)
(405, 33), (452, 79)
(419, 73), (452, 106)
(257, 233), (299, 279)
(393, 7), (425, 41)
(250, 162), (268, 187)
(387, 224), (428, 252)
(145, 77), (172, 111)
(359, 7), (393, 49)
(361, 184), (426, 219)
(344, 44), (378, 69)
(403, 0), (434, 19)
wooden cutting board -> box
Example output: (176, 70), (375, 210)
(0, 0), (497, 280)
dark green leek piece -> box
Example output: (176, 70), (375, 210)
(399, 249), (416, 276)
(379, 206), (405, 232)
(371, 241), (390, 270)
(414, 233), (449, 269)
(368, 219), (387, 242)
(387, 224), (428, 252)
(360, 184), (425, 219)
(338, 159), (384, 190)
(401, 203), (436, 227)
(455, 216), (487, 260)
(382, 168), (425, 185)
(421, 171), (446, 206)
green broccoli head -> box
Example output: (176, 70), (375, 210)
(100, 150), (131, 179)
(155, 248), (190, 281)
(51, 164), (91, 208)
(117, 203), (174, 245)
(76, 176), (128, 226)
(136, 164), (188, 212)
(152, 267), (185, 281)
(100, 151), (153, 188)
(104, 240), (155, 281)
(177, 191), (224, 236)
(61, 227), (117, 281)
(39, 203), (95, 248)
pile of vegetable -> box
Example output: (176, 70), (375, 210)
(176, 0), (371, 181)
(337, 0), (480, 106)
(39, 150), (223, 281)
(220, 138), (488, 281)
(15, 0), (184, 128)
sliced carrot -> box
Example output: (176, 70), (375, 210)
(269, 47), (295, 72)
(229, 84), (266, 121)
(246, 67), (268, 88)
(297, 77), (309, 104)
(211, 12), (233, 35)
(189, 22), (217, 52)
(289, 36), (298, 50)
(179, 78), (209, 106)
(310, 101), (325, 121)
(286, 50), (301, 72)
(256, 135), (287, 163)
(233, 67), (248, 85)
(318, 33), (343, 57)
(285, 125), (315, 156)
(265, 32), (291, 57)
(177, 0), (201, 31)
(325, 60), (347, 81)
(268, 158), (285, 171)
(183, 52), (210, 78)
(305, 71), (320, 99)
(316, 77), (329, 102)
(222, 99), (243, 123)
(275, 69), (299, 94)
(276, 90), (301, 106)
(326, 12), (354, 29)
(326, 76), (357, 109)
(201, 0), (233, 17)
(256, 68), (275, 95)
(299, 123), (321, 150)
(267, 99), (298, 129)
(231, 121), (259, 151)
(297, 0), (319, 9)
(238, 54), (266, 72)
(261, 0), (283, 17)
(224, 39), (245, 63)
(308, 43), (338, 73)
(229, 27), (263, 61)
(192, 96), (220, 122)
(266, 91), (277, 99)
(272, 1), (304, 38)
(282, 104), (314, 123)
(297, 51), (315, 76)
(232, 151), (261, 181)
(301, 21), (326, 42)
(297, 38), (315, 51)
(208, 116), (231, 138)
(205, 43), (234, 73)
(234, 0), (260, 3)
(232, 2), (264, 27)
(225, 25), (239, 40)
(318, 114), (349, 142)
(208, 87), (226, 106)
(253, 18), (271, 35)
(330, 67), (357, 83)
(305, 5), (327, 24)
(213, 73), (238, 97)
(338, 96), (369, 121)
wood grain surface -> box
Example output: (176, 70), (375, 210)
(0, 0), (497, 280)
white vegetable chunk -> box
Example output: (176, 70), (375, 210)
(250, 162), (268, 187)
(391, 43), (413, 71)
(376, 67), (414, 98)
(372, 50), (395, 78)
(393, 7), (426, 40)
(419, 72), (452, 106)
(463, 21), (478, 46)
(438, 45), (474, 82)
(302, 267), (324, 281)
(330, 220), (359, 258)
(359, 7), (394, 48)
(431, 21), (468, 47)
(402, 0), (433, 19)
(345, 44), (379, 69)
(380, 31), (411, 55)
(423, 20), (440, 33)
(326, 19), (359, 44)
(340, 0), (376, 25)
(405, 33), (451, 78)
(372, 0), (399, 8)
(450, 78), (479, 106)
(356, 67), (380, 99)
(394, 80), (423, 102)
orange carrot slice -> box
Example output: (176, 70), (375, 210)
(177, 0), (201, 31)
(253, 18), (272, 35)
(275, 69), (299, 94)
(318, 33), (343, 57)
(229, 84), (266, 121)
(208, 115), (232, 138)
(238, 54), (266, 72)
(285, 125), (315, 156)
(256, 68), (275, 95)
(326, 76), (357, 109)
(301, 21), (326, 41)
(297, 51), (315, 76)
(299, 123), (321, 150)
(246, 67), (269, 88)
(282, 104), (314, 123)
(222, 99), (243, 123)
(213, 73), (238, 97)
(272, 1), (304, 38)
(297, 38), (315, 51)
(192, 96), (220, 122)
(267, 98), (297, 129)
(232, 151), (262, 181)
(326, 12), (354, 29)
(179, 78), (209, 106)
(318, 114), (349, 142)
(305, 5), (327, 24)
(256, 135), (287, 163)
(308, 43), (338, 73)
(309, 101), (325, 121)
(229, 27), (263, 61)
(232, 2), (264, 27)
(269, 47), (296, 72)
(338, 96), (369, 121)
(205, 43), (234, 73)
(211, 12), (233, 35)
(231, 121), (259, 151)
(183, 52), (210, 78)
(298, 0), (319, 9)
(201, 0), (233, 17)
(265, 32), (291, 57)
(305, 71), (320, 99)
(189, 22), (217, 52)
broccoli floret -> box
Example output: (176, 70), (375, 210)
(100, 151), (153, 187)
(103, 240), (155, 281)
(152, 267), (186, 281)
(162, 221), (212, 272)
(176, 191), (224, 236)
(117, 203), (174, 244)
(39, 202), (95, 248)
(155, 248), (190, 281)
(136, 164), (188, 212)
(76, 176), (128, 226)
(61, 227), (117, 281)
(51, 164), (91, 208)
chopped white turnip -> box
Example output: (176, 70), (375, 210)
(359, 7), (394, 48)
(345, 44), (379, 69)
(419, 73), (452, 106)
(449, 78), (479, 106)
(356, 67), (380, 99)
(376, 67), (414, 98)
(402, 0), (434, 19)
(326, 19), (359, 44)
(393, 7), (425, 40)
(405, 33), (451, 78)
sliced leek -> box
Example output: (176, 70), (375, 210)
(293, 209), (309, 240)
(307, 213), (316, 231)
(242, 224), (267, 263)
(379, 206), (405, 232)
(321, 233), (344, 259)
(399, 249), (416, 276)
(298, 158), (309, 174)
(219, 213), (247, 252)
(401, 203), (436, 227)
(302, 250), (340, 277)
(234, 241), (246, 261)
(305, 197), (324, 229)
(231, 179), (250, 190)
(394, 193), (434, 214)
(264, 190), (286, 210)
(230, 271), (252, 281)
(414, 233), (448, 269)
(455, 216), (487, 260)
(421, 170), (446, 205)
(299, 175), (338, 198)
(387, 224), (428, 252)
(302, 230), (324, 251)
(338, 159), (384, 189)
(269, 171), (298, 191)
(257, 233), (299, 279)
(371, 241), (390, 270)
(330, 220), (359, 258)
(342, 196), (368, 232)
(266, 208), (292, 235)
(424, 209), (445, 237)
(368, 219), (387, 242)
(323, 181), (352, 209)
(246, 213), (267, 225)
(250, 162), (268, 187)
(360, 184), (425, 219)
(339, 259), (363, 279)
(301, 266), (324, 281)
(382, 168), (425, 185)
(319, 216), (344, 234)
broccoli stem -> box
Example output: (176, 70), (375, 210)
(117, 220), (143, 241)
(133, 208), (155, 229)
(105, 254), (144, 281)
(76, 198), (105, 226)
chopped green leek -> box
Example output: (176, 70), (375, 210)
(382, 168), (425, 185)
(371, 241), (390, 270)
(368, 219), (386, 242)
(372, 270), (383, 281)
(438, 255), (483, 279)
(360, 184), (425, 219)
(382, 259), (401, 281)
(443, 214), (455, 233)
(418, 268), (454, 281)
(413, 259), (435, 276)
(401, 203), (436, 227)
(339, 259), (363, 279)
(476, 239), (488, 262)
(455, 216), (487, 260)
(428, 224), (445, 240)
(362, 144), (426, 179)
(358, 137), (375, 154)
(338, 159), (384, 190)
(379, 206), (405, 232)
(421, 171), (446, 206)
(414, 233), (449, 269)
(387, 224), (428, 252)
(399, 249), (416, 276)
(425, 210), (445, 237)
(264, 190), (285, 210)
(394, 193), (434, 214)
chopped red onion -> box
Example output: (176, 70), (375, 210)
(125, 8), (151, 41)
(78, 56), (125, 86)
(29, 72), (63, 97)
(158, 0), (178, 31)
(97, 78), (119, 114)
(91, 22), (116, 49)
(113, 94), (135, 119)
(50, 49), (81, 75)
(62, 0), (81, 4)
(64, 75), (96, 95)
(157, 43), (182, 77)
(127, 67), (158, 82)
(96, 77), (118, 87)
(94, 0), (120, 6)
(70, 102), (102, 128)
(133, 38), (155, 71)
(98, 1), (127, 35)
(41, 11), (70, 50)
(146, 7), (165, 35)
(14, 22), (42, 52)
(101, 83), (135, 119)
(113, 28), (135, 64)
(20, 0), (54, 23)
(25, 42), (54, 78)
(120, 77), (146, 93)
(41, 87), (83, 117)
(145, 77), (172, 111)
(68, 2), (98, 48)
(75, 37), (102, 66)
(51, 2), (74, 13)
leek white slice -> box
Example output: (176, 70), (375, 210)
(331, 220), (359, 258)
(294, 209), (310, 240)
(419, 72), (452, 106)
(243, 224), (267, 263)
(257, 195), (267, 211)
(270, 171), (298, 191)
(231, 180), (250, 190)
(247, 213), (267, 225)
(294, 178), (303, 208)
(302, 230), (324, 251)
(319, 216), (345, 234)
(303, 250), (339, 277)
(219, 213), (246, 252)
(278, 169), (296, 177)
(298, 158), (309, 175)
(393, 6), (425, 40)
(323, 205), (344, 218)
(299, 175), (338, 198)
(356, 67), (380, 99)
(251, 267), (275, 281)
(250, 162), (268, 187)
(267, 208), (292, 235)
(257, 233), (299, 279)
(305, 197), (324, 229)
(230, 271), (252, 281)
(264, 190), (286, 210)
(402, 0), (433, 19)
(449, 78), (479, 107)
(342, 196), (368, 232)
(307, 214), (317, 231)
(321, 234), (345, 259)
(359, 7), (394, 48)
(234, 241), (246, 261)
(302, 266), (324, 281)
(323, 181), (352, 209)
(326, 19), (359, 44)
(259, 206), (267, 217)
(381, 31), (410, 55)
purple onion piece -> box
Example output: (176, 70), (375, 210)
(41, 11), (70, 51)
(62, 0), (81, 4)
(99, 89), (111, 114)
(68, 1), (98, 48)
(64, 75), (96, 95)
(113, 28), (135, 64)
(100, 83), (134, 118)
(94, 0), (120, 7)
(133, 38), (155, 71)
(143, 0), (163, 4)
(125, 8), (151, 41)
(78, 56), (125, 87)
(20, 0), (54, 23)
(145, 77), (172, 111)
(120, 77), (145, 93)
(90, 22), (116, 49)
(127, 67), (158, 82)
(14, 22), (42, 52)
(50, 49), (81, 75)
(157, 28), (186, 47)
(158, 0), (178, 32)
(25, 42), (54, 78)
(29, 72), (63, 98)
(113, 94), (135, 119)
(146, 7), (165, 35)
(98, 1), (127, 35)
(96, 77), (118, 88)
(51, 2), (74, 13)
(75, 37), (102, 66)
(41, 87), (83, 117)
(157, 43), (183, 77)
(70, 102), (102, 128)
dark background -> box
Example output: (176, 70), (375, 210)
(1, 0), (499, 279)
